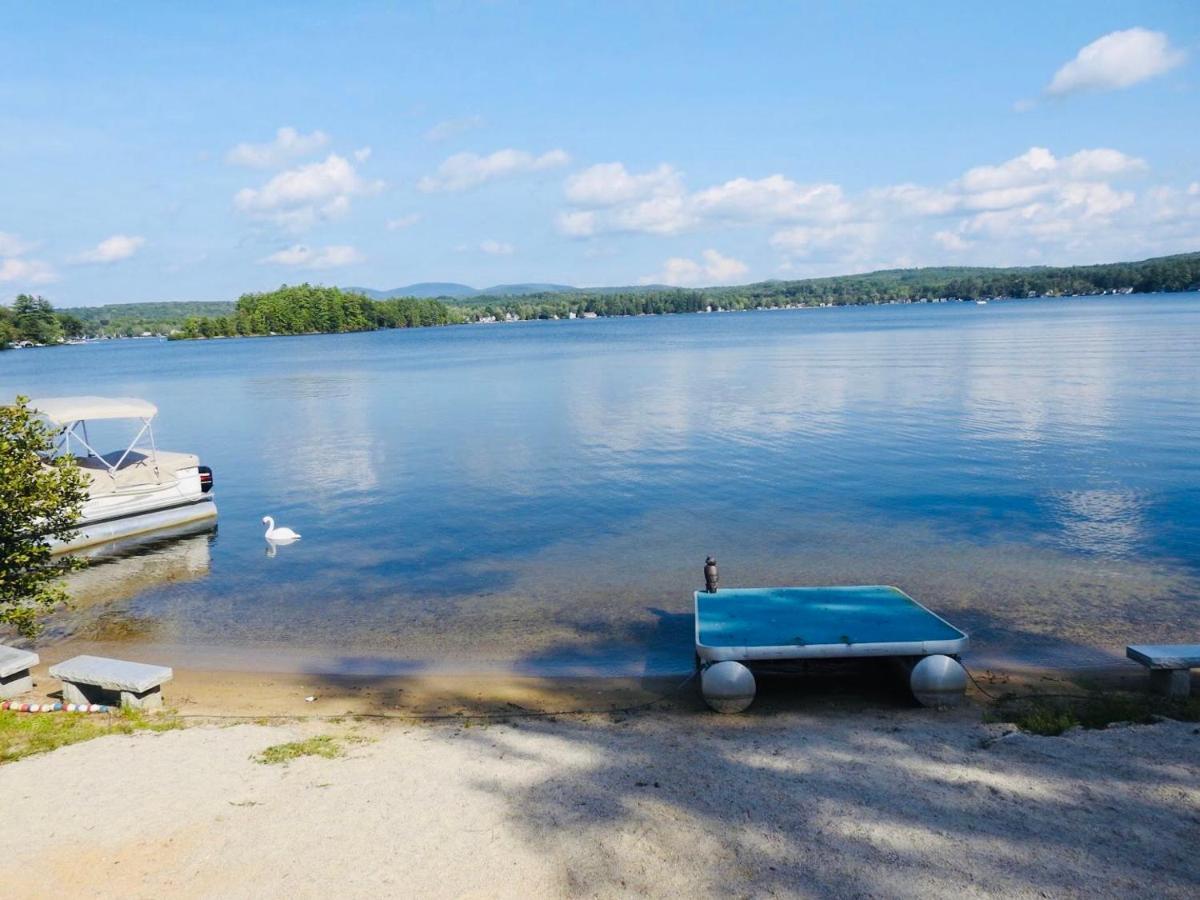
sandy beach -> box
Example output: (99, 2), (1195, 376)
(3, 665), (1199, 899)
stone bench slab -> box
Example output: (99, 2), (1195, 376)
(0, 646), (39, 679)
(1126, 645), (1200, 669)
(49, 655), (172, 693)
(0, 646), (39, 700)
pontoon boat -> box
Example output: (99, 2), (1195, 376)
(31, 396), (217, 553)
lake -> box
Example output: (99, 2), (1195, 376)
(4, 295), (1198, 676)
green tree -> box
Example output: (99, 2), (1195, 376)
(0, 397), (89, 637)
(0, 306), (18, 349)
(12, 294), (62, 345)
(57, 312), (85, 339)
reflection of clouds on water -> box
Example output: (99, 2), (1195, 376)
(960, 323), (1117, 444)
(248, 374), (383, 507)
(564, 345), (853, 462)
(1051, 488), (1146, 557)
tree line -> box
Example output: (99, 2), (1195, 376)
(170, 283), (459, 339)
(456, 252), (1200, 321)
(6, 251), (1198, 348)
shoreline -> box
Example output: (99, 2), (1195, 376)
(12, 647), (1168, 719)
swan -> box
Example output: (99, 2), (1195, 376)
(262, 516), (301, 542)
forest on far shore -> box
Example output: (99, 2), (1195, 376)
(4, 251), (1198, 346)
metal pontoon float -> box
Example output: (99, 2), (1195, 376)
(694, 585), (969, 712)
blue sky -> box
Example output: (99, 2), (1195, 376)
(1, 1), (1197, 306)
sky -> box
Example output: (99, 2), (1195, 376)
(1, 1), (1197, 306)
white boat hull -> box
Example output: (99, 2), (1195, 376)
(51, 498), (218, 554)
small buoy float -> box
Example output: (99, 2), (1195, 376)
(701, 660), (757, 713)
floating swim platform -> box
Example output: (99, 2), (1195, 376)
(695, 585), (968, 664)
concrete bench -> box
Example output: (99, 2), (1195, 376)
(48, 655), (173, 710)
(0, 646), (39, 700)
(1126, 644), (1200, 698)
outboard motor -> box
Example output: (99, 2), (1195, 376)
(704, 556), (719, 593)
(198, 465), (214, 493)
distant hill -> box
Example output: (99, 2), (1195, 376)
(346, 282), (578, 300)
(346, 283), (478, 300)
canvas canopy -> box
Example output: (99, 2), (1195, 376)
(30, 396), (158, 426)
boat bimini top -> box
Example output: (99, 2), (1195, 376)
(32, 396), (164, 480)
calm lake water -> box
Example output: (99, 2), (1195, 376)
(4, 295), (1199, 676)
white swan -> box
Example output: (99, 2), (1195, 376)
(262, 515), (301, 542)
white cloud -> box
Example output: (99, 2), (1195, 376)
(479, 239), (514, 255)
(561, 145), (1196, 278)
(386, 213), (422, 230)
(560, 164), (852, 237)
(0, 231), (56, 283)
(74, 234), (145, 264)
(234, 153), (384, 230)
(1046, 28), (1186, 96)
(354, 146), (372, 163)
(417, 148), (570, 192)
(0, 232), (35, 257)
(957, 147), (1145, 194)
(933, 230), (972, 252)
(424, 115), (485, 142)
(769, 223), (880, 262)
(556, 210), (597, 237)
(226, 127), (330, 168)
(640, 249), (748, 287)
(258, 244), (365, 268)
(0, 256), (57, 284)
(691, 176), (849, 223)
(565, 162), (682, 206)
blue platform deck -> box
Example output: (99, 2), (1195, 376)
(695, 585), (968, 663)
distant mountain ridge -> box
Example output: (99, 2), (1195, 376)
(346, 282), (578, 300)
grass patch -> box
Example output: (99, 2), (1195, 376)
(255, 735), (344, 765)
(0, 708), (181, 764)
(989, 691), (1200, 737)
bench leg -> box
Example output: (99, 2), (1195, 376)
(120, 686), (162, 710)
(1150, 669), (1190, 698)
(0, 669), (33, 700)
(61, 681), (91, 706)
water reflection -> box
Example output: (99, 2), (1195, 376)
(1051, 488), (1147, 556)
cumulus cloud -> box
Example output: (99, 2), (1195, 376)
(258, 244), (364, 268)
(0, 232), (56, 283)
(564, 163), (682, 206)
(559, 164), (851, 237)
(1046, 28), (1186, 96)
(640, 249), (748, 287)
(73, 234), (145, 264)
(234, 153), (384, 230)
(424, 115), (485, 142)
(957, 147), (1145, 193)
(418, 148), (569, 192)
(386, 213), (422, 230)
(226, 127), (330, 168)
(563, 144), (1194, 277)
(479, 239), (514, 255)
(0, 256), (57, 284)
